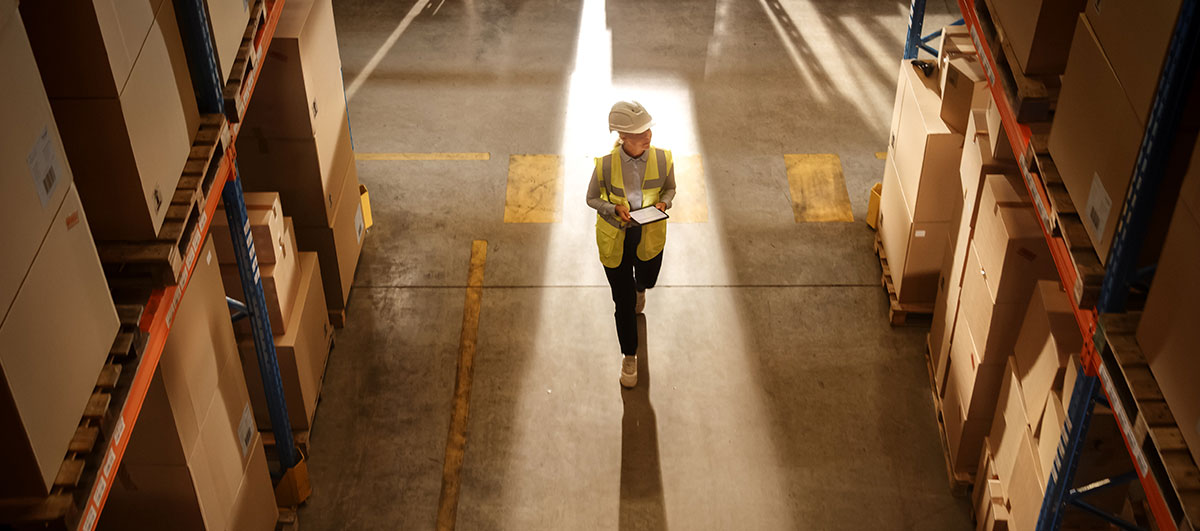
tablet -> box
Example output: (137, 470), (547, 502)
(630, 206), (668, 225)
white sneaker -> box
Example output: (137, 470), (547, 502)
(620, 355), (638, 388)
(635, 291), (646, 314)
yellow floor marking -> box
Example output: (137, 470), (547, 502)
(356, 152), (491, 161)
(784, 154), (855, 223)
(504, 155), (563, 223)
(436, 240), (488, 531)
(875, 151), (888, 160)
(668, 154), (709, 223)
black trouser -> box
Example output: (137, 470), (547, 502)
(603, 225), (663, 357)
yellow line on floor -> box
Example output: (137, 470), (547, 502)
(356, 152), (491, 161)
(875, 151), (888, 160)
(436, 240), (488, 531)
(784, 154), (856, 223)
(504, 155), (563, 223)
(668, 154), (709, 223)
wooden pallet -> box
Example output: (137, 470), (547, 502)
(328, 308), (346, 329)
(974, 0), (1060, 123)
(0, 303), (149, 529)
(874, 234), (934, 326)
(224, 0), (268, 123)
(1098, 313), (1200, 529)
(925, 338), (974, 497)
(97, 114), (229, 289)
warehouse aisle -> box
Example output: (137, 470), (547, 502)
(302, 0), (972, 529)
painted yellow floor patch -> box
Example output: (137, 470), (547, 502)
(785, 154), (855, 223)
(357, 152), (491, 161)
(669, 154), (709, 223)
(504, 155), (563, 223)
(875, 151), (888, 160)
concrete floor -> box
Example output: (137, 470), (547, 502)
(301, 0), (973, 529)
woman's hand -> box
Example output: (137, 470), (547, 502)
(655, 202), (666, 212)
(615, 204), (632, 222)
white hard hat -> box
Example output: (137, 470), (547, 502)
(608, 100), (654, 134)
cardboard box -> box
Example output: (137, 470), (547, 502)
(295, 157), (366, 311)
(930, 234), (958, 392)
(1013, 281), (1081, 426)
(237, 114), (355, 228)
(213, 193), (287, 265)
(207, 0), (252, 82)
(221, 218), (302, 335)
(0, 184), (118, 497)
(944, 320), (1006, 474)
(939, 56), (989, 134)
(1085, 0), (1183, 124)
(1049, 15), (1145, 264)
(0, 11), (72, 318)
(987, 358), (1031, 500)
(23, 0), (200, 240)
(1036, 389), (1066, 483)
(973, 174), (1057, 305)
(104, 431), (275, 531)
(1061, 353), (1080, 410)
(1138, 204), (1200, 466)
(985, 94), (1016, 162)
(239, 252), (332, 430)
(1007, 430), (1047, 531)
(243, 0), (344, 141)
(990, 0), (1085, 75)
(959, 243), (1029, 364)
(890, 62), (965, 223)
(136, 237), (240, 465)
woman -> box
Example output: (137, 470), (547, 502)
(586, 101), (677, 388)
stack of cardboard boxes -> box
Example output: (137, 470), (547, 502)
(211, 193), (334, 433)
(1138, 137), (1200, 472)
(1049, 1), (1184, 264)
(99, 238), (276, 531)
(973, 285), (1130, 531)
(0, 4), (120, 500)
(18, 0), (202, 241)
(987, 0), (1085, 77)
(236, 0), (365, 325)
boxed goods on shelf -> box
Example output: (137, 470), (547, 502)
(1084, 0), (1183, 124)
(207, 0), (253, 82)
(1049, 15), (1145, 264)
(1137, 161), (1200, 466)
(212, 193), (288, 266)
(105, 237), (275, 531)
(987, 0), (1085, 75)
(983, 94), (1015, 162)
(20, 0), (200, 241)
(0, 184), (119, 497)
(239, 252), (332, 431)
(0, 7), (72, 319)
(943, 320), (1005, 475)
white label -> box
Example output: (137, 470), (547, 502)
(238, 404), (255, 458)
(83, 508), (98, 531)
(355, 204), (366, 245)
(93, 476), (107, 507)
(1086, 172), (1114, 237)
(915, 229), (927, 238)
(112, 417), (126, 445)
(26, 126), (61, 208)
(206, 249), (213, 265)
(103, 448), (116, 477)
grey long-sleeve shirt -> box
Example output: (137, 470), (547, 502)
(586, 147), (677, 219)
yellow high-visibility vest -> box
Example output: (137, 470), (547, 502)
(594, 146), (672, 268)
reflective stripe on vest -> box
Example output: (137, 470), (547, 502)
(594, 146), (672, 267)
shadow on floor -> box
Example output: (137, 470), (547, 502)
(620, 315), (668, 531)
